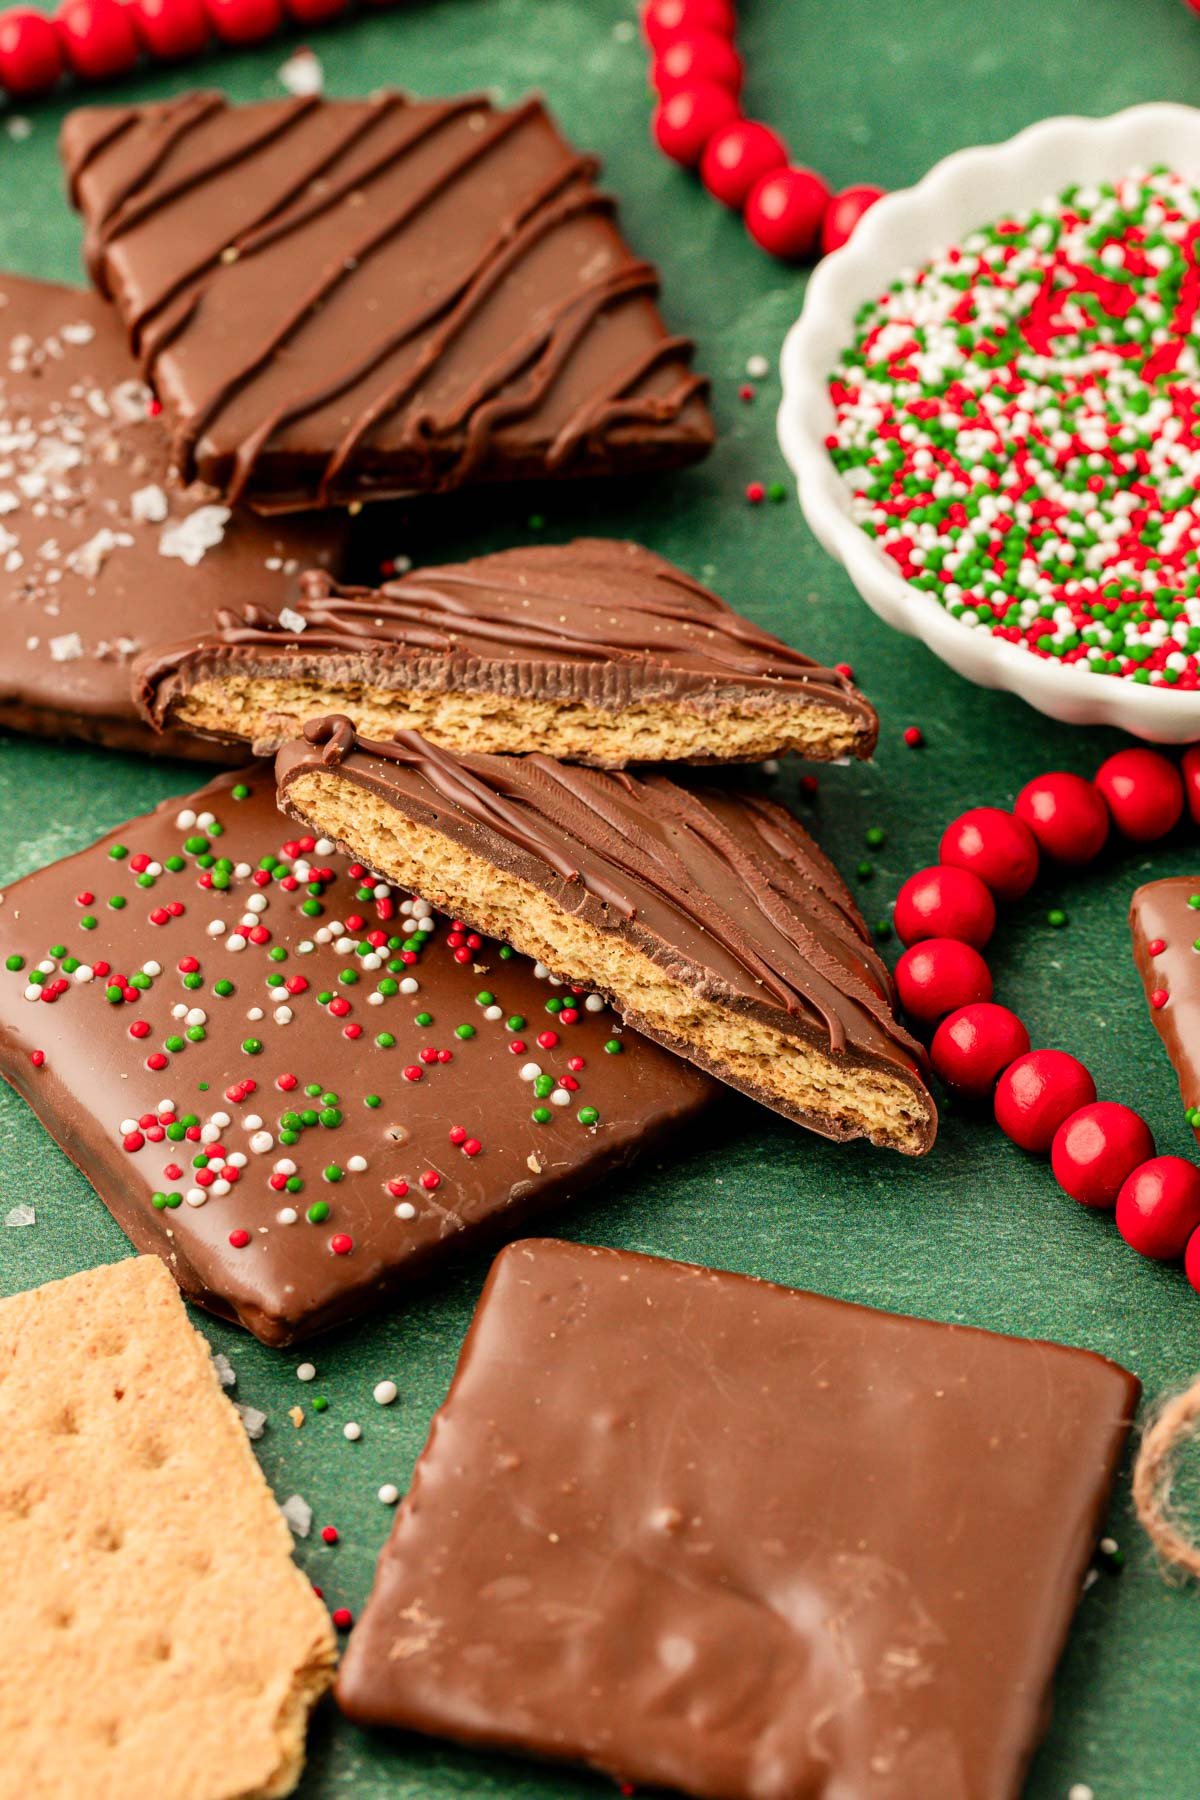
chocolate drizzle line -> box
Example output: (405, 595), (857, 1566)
(291, 717), (924, 1069)
(63, 92), (712, 507)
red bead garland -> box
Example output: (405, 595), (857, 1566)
(640, 1), (885, 264)
(0, 9), (63, 92)
(894, 745), (1200, 1291)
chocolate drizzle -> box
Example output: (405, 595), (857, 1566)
(135, 538), (878, 751)
(279, 717), (929, 1102)
(62, 93), (714, 511)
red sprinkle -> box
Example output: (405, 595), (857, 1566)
(321, 1525), (339, 1545)
(228, 1228), (251, 1248)
(1148, 938), (1166, 956)
(29, 1049), (45, 1068)
(330, 1233), (353, 1255)
(420, 1171), (441, 1191)
(1151, 989), (1169, 1009)
(904, 726), (925, 748)
(745, 481), (766, 504)
(331, 1607), (353, 1629)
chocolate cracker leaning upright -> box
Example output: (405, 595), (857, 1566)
(277, 720), (936, 1153)
(339, 1238), (1140, 1800)
(1130, 876), (1200, 1137)
(135, 538), (878, 764)
(0, 274), (344, 756)
(61, 92), (713, 514)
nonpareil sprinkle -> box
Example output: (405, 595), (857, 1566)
(828, 168), (1200, 688)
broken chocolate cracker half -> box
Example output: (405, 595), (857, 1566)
(134, 538), (878, 766)
(62, 91), (713, 514)
(277, 718), (936, 1154)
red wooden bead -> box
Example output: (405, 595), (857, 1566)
(820, 183), (886, 255)
(284, 0), (348, 18)
(930, 1003), (1030, 1100)
(56, 0), (140, 78)
(1014, 770), (1109, 865)
(745, 165), (831, 260)
(1115, 1157), (1200, 1261)
(700, 119), (788, 208)
(893, 864), (996, 949)
(1050, 1102), (1155, 1210)
(652, 32), (743, 96)
(129, 0), (210, 56)
(1186, 1225), (1200, 1295)
(204, 0), (282, 42)
(894, 938), (992, 1026)
(993, 1050), (1097, 1154)
(652, 82), (740, 166)
(0, 8), (64, 93)
(1093, 747), (1183, 843)
(938, 806), (1039, 903)
(642, 0), (735, 49)
(1182, 744), (1200, 828)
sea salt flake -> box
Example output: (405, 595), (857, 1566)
(131, 483), (169, 523)
(211, 1351), (237, 1388)
(49, 632), (84, 662)
(4, 1204), (35, 1227)
(235, 1403), (268, 1440)
(278, 606), (307, 633)
(67, 528), (131, 578)
(160, 505), (231, 566)
(281, 1493), (313, 1537)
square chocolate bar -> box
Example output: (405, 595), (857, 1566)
(339, 1237), (1138, 1800)
(62, 92), (713, 513)
(0, 776), (713, 1344)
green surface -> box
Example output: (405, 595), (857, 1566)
(3, 3), (1200, 1796)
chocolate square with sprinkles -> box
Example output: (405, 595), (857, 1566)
(0, 773), (714, 1345)
(1130, 875), (1200, 1136)
(61, 91), (713, 514)
(338, 1237), (1139, 1800)
(0, 273), (343, 757)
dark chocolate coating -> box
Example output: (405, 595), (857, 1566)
(134, 537), (878, 758)
(338, 1236), (1139, 1800)
(0, 274), (344, 756)
(60, 93), (714, 514)
(277, 720), (935, 1147)
(1130, 876), (1200, 1136)
(0, 773), (714, 1345)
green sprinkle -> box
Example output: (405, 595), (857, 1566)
(306, 1201), (330, 1223)
(109, 844), (128, 860)
(5, 955), (23, 972)
(214, 979), (233, 997)
(506, 1015), (525, 1031)
(364, 1094), (381, 1109)
(312, 1396), (329, 1413)
(455, 1024), (475, 1040)
(232, 783), (250, 800)
(242, 1037), (263, 1055)
(377, 1032), (395, 1049)
(604, 1039), (623, 1056)
(578, 1107), (600, 1126)
(1047, 908), (1069, 929)
(531, 1106), (552, 1124)
(415, 1011), (432, 1026)
(323, 1164), (343, 1184)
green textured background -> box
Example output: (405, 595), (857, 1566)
(3, 3), (1200, 1795)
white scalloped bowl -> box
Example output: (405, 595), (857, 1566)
(779, 104), (1200, 744)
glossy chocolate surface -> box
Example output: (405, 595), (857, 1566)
(0, 274), (342, 754)
(135, 537), (878, 756)
(0, 774), (714, 1345)
(1130, 876), (1200, 1135)
(338, 1236), (1139, 1800)
(278, 719), (934, 1143)
(61, 93), (713, 513)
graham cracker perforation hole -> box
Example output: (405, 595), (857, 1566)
(89, 1519), (125, 1554)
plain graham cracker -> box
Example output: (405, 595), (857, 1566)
(0, 1256), (336, 1799)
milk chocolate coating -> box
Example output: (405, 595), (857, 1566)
(0, 274), (344, 756)
(61, 92), (714, 514)
(338, 1236), (1139, 1800)
(134, 536), (878, 759)
(277, 719), (935, 1146)
(1130, 876), (1200, 1135)
(0, 773), (714, 1345)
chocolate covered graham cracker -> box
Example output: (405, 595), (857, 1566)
(0, 771), (713, 1344)
(1130, 876), (1200, 1137)
(61, 92), (713, 514)
(338, 1237), (1139, 1800)
(0, 274), (343, 756)
(135, 538), (878, 765)
(0, 1256), (334, 1797)
(277, 720), (936, 1152)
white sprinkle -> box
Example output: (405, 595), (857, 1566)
(176, 810), (197, 829)
(243, 1114), (263, 1131)
(347, 1155), (367, 1173)
(185, 1189), (207, 1208)
(246, 1006), (264, 1022)
(746, 353), (770, 379)
(343, 1421), (362, 1442)
(315, 838), (334, 855)
(226, 933), (247, 952)
(274, 1005), (293, 1025)
(245, 893), (267, 913)
(120, 1118), (138, 1135)
(296, 1362), (317, 1382)
(250, 1130), (274, 1155)
(373, 1379), (398, 1406)
(520, 1062), (542, 1082)
(226, 1151), (247, 1169)
(484, 1004), (503, 1021)
(551, 1088), (570, 1106)
(584, 994), (605, 1012)
(281, 1493), (313, 1537)
(399, 977), (419, 994)
(211, 1179), (231, 1197)
(142, 960), (162, 978)
(73, 964), (94, 983)
(1068, 1787), (1095, 1800)
(277, 1206), (298, 1225)
(395, 1201), (416, 1220)
(278, 46), (324, 96)
(207, 919), (226, 937)
(378, 1483), (400, 1505)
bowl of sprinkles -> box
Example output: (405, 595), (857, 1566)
(780, 105), (1200, 740)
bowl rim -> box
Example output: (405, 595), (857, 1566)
(778, 102), (1200, 743)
